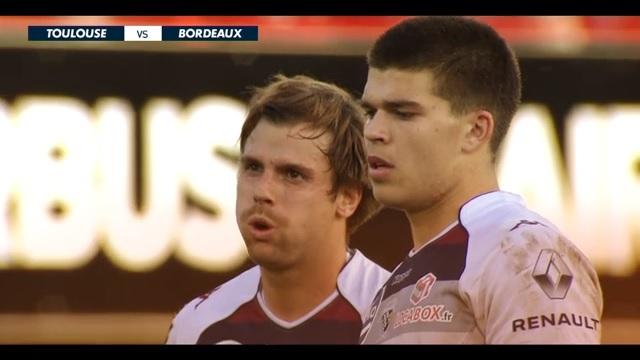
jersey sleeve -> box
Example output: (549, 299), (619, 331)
(467, 224), (603, 344)
(165, 305), (189, 344)
(165, 316), (177, 344)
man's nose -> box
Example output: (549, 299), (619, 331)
(252, 172), (275, 206)
(364, 112), (390, 144)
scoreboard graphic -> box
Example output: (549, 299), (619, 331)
(28, 26), (259, 41)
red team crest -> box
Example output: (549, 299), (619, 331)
(410, 273), (437, 305)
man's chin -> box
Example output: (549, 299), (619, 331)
(247, 247), (290, 271)
(372, 187), (409, 209)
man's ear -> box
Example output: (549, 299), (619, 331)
(461, 110), (494, 153)
(335, 184), (362, 219)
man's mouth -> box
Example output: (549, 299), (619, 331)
(368, 155), (394, 169)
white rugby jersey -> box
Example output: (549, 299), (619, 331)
(167, 249), (389, 344)
(360, 191), (603, 344)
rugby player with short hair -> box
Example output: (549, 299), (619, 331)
(359, 16), (603, 344)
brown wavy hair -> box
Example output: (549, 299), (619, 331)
(240, 74), (380, 235)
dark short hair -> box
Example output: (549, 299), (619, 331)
(240, 74), (380, 234)
(368, 16), (522, 157)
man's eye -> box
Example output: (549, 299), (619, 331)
(393, 110), (414, 120)
(364, 109), (376, 119)
(245, 163), (261, 172)
(287, 169), (302, 179)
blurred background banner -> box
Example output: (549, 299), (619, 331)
(0, 16), (639, 344)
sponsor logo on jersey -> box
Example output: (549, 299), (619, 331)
(361, 290), (385, 342)
(410, 273), (437, 305)
(381, 308), (393, 332)
(512, 313), (600, 332)
(367, 304), (378, 322)
(393, 304), (453, 329)
(390, 269), (412, 286)
(532, 249), (573, 299)
(364, 289), (384, 325)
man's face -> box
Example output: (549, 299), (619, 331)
(362, 68), (466, 212)
(236, 120), (339, 270)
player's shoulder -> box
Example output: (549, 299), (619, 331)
(461, 190), (562, 245)
(460, 191), (537, 232)
(337, 249), (390, 321)
(460, 191), (595, 276)
(167, 266), (261, 344)
(176, 265), (261, 321)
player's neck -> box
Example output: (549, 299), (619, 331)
(407, 168), (498, 250)
(259, 244), (347, 322)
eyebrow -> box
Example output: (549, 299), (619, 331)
(275, 162), (315, 177)
(240, 154), (315, 176)
(360, 99), (424, 112)
(239, 154), (260, 165)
